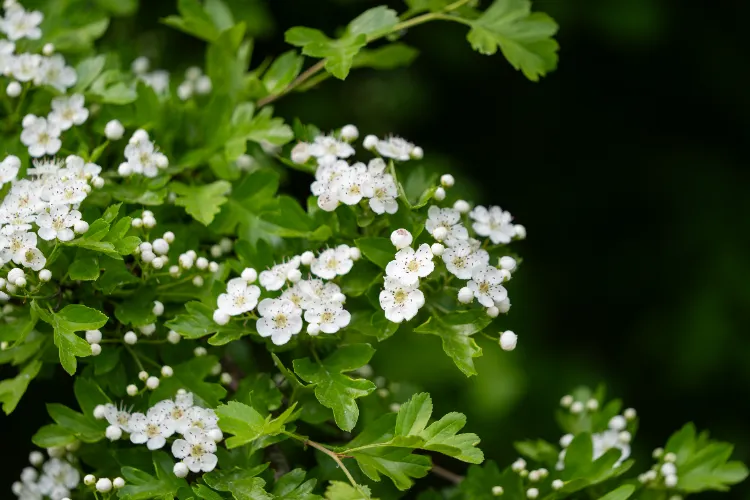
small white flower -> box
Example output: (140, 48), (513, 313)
(129, 407), (175, 450)
(309, 135), (355, 165)
(365, 174), (399, 214)
(0, 155), (20, 184)
(304, 303), (351, 334)
(171, 427), (218, 473)
(153, 392), (194, 434)
(379, 276), (424, 323)
(48, 94), (88, 131)
(36, 55), (77, 92)
(10, 53), (41, 82)
(470, 206), (517, 245)
(375, 136), (415, 161)
(256, 298), (303, 345)
(1, 7), (43, 40)
(310, 245), (353, 280)
(102, 403), (132, 432)
(340, 124), (359, 141)
(385, 244), (434, 285)
(442, 241), (489, 280)
(467, 265), (508, 307)
(259, 261), (295, 291)
(425, 206), (468, 245)
(20, 116), (61, 157)
(337, 163), (368, 205)
(36, 205), (81, 242)
(216, 278), (260, 316)
(18, 245), (45, 271)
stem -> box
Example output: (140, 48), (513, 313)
(284, 431), (360, 490)
(257, 1), (473, 107)
(431, 464), (464, 484)
(124, 344), (145, 372)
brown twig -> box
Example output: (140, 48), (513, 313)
(431, 464), (464, 485)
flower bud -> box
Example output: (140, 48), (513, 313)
(433, 187), (446, 201)
(146, 376), (159, 390)
(486, 306), (499, 318)
(432, 226), (448, 241)
(300, 251), (315, 265)
(390, 228), (413, 249)
(440, 174), (455, 187)
(84, 474), (96, 485)
(411, 146), (424, 160)
(363, 134), (378, 150)
(167, 330), (181, 344)
(104, 119), (124, 140)
(38, 269), (52, 281)
(458, 287), (474, 304)
(161, 365), (173, 377)
(430, 243), (444, 256)
(514, 224), (527, 239)
(213, 310), (230, 325)
(6, 81), (21, 97)
(241, 267), (257, 283)
(90, 343), (101, 356)
(106, 425), (122, 440)
(113, 477), (125, 489)
(340, 124), (359, 142)
(453, 199), (470, 213)
(96, 478), (113, 492)
(124, 331), (137, 345)
(173, 462), (188, 478)
(500, 330), (517, 351)
(499, 256), (516, 271)
(307, 323), (320, 335)
(291, 143), (310, 163)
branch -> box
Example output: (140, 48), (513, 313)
(431, 464), (464, 485)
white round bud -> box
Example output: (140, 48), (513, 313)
(661, 463), (677, 476)
(410, 146), (424, 160)
(552, 479), (564, 490)
(161, 366), (173, 377)
(138, 370), (149, 381)
(37, 269), (51, 282)
(15, 277), (26, 287)
(332, 292), (346, 303)
(151, 302), (164, 318)
(162, 231), (175, 244)
(72, 219), (90, 236)
(6, 80), (21, 97)
(8, 268), (24, 283)
(192, 276), (204, 287)
(41, 43), (55, 56)
(453, 199), (470, 213)
(141, 250), (156, 263)
(440, 174), (455, 188)
(85, 330), (101, 344)
(236, 154), (254, 169)
(208, 262), (219, 272)
(307, 323), (320, 335)
(500, 330), (517, 351)
(652, 447), (664, 459)
(432, 226), (448, 241)
(196, 257), (208, 270)
(241, 267), (257, 283)
(287, 268), (302, 283)
(126, 385), (138, 396)
(194, 347), (207, 357)
(608, 415), (627, 431)
(167, 330), (181, 344)
(349, 247), (361, 261)
(526, 488), (539, 499)
(514, 224), (527, 239)
(340, 124), (359, 141)
(104, 119), (124, 140)
(499, 269), (512, 282)
(496, 298), (511, 313)
(499, 256), (517, 271)
(131, 218), (143, 228)
(143, 216), (156, 229)
(123, 331), (138, 345)
(458, 287), (474, 304)
(560, 433), (574, 448)
(570, 401), (584, 414)
(220, 372), (232, 385)
(207, 428), (224, 442)
(430, 243), (445, 256)
(492, 486), (504, 496)
(624, 407), (637, 420)
(131, 56), (149, 74)
(586, 399), (599, 411)
(486, 306), (499, 318)
(300, 251), (315, 266)
(146, 376), (159, 390)
(528, 470), (540, 482)
(93, 405), (107, 420)
(665, 474), (678, 488)
(96, 477), (113, 492)
(179, 254), (193, 269)
(213, 310), (230, 325)
(511, 459), (526, 472)
(47, 446), (65, 458)
(152, 239), (169, 255)
(220, 238), (233, 253)
(113, 477), (125, 489)
(84, 474), (96, 485)
(210, 245), (222, 258)
(173, 462), (188, 478)
(433, 187), (446, 201)
(92, 176), (105, 188)
(29, 451), (44, 466)
(90, 343), (102, 356)
(363, 134), (378, 150)
(117, 162), (132, 176)
(177, 81), (193, 101)
(560, 395), (574, 407)
(618, 431), (632, 444)
(210, 362), (222, 376)
(105, 425), (122, 440)
(139, 323), (156, 336)
(195, 75), (212, 94)
(390, 228), (413, 249)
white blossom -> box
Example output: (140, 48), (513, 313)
(309, 135), (355, 166)
(171, 427), (218, 473)
(128, 407), (175, 450)
(0, 154), (20, 184)
(20, 116), (61, 157)
(365, 173), (399, 214)
(311, 245), (353, 280)
(425, 206), (468, 245)
(467, 265), (508, 307)
(36, 205), (81, 242)
(385, 244), (434, 285)
(375, 136), (416, 161)
(304, 303), (351, 334)
(216, 278), (260, 316)
(379, 276), (424, 323)
(48, 94), (88, 131)
(256, 298), (303, 345)
(442, 241), (489, 280)
(1, 7), (42, 40)
(470, 206), (517, 244)
(36, 55), (76, 91)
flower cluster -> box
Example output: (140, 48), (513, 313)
(12, 452), (79, 500)
(293, 125), (419, 214)
(509, 459), (558, 499)
(176, 66), (212, 100)
(132, 56), (170, 95)
(21, 94), (89, 158)
(379, 229), (433, 323)
(118, 129), (169, 178)
(95, 391), (222, 475)
(640, 448), (680, 488)
(214, 245), (359, 345)
(0, 155), (102, 296)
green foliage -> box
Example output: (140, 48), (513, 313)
(215, 400), (296, 448)
(413, 310), (491, 376)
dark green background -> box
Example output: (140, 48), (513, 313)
(4, 0), (749, 498)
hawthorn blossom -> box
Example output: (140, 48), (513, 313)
(385, 244), (434, 286)
(337, 163), (368, 205)
(380, 276), (425, 323)
(425, 206), (468, 245)
(35, 55), (76, 91)
(36, 458), (79, 500)
(102, 403), (133, 432)
(129, 408), (176, 450)
(0, 231), (37, 264)
(216, 278), (260, 316)
(256, 298), (303, 345)
(365, 173), (399, 214)
(184, 406), (219, 432)
(10, 53), (40, 82)
(304, 303), (351, 334)
(172, 427), (218, 473)
(311, 245), (353, 280)
(467, 265), (508, 307)
(20, 116), (61, 157)
(442, 241), (489, 280)
(153, 392), (194, 434)
(374, 136), (417, 161)
(259, 258), (300, 291)
(36, 205), (81, 242)
(0, 155), (20, 185)
(309, 135), (355, 166)
(48, 94), (88, 131)
(18, 245), (45, 271)
(470, 205), (517, 244)
(123, 134), (168, 177)
(1, 6), (42, 41)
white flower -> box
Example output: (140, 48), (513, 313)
(184, 406), (219, 432)
(259, 261), (297, 291)
(10, 53), (41, 82)
(36, 458), (79, 500)
(425, 206), (468, 245)
(20, 116), (61, 157)
(1, 7), (42, 40)
(0, 155), (20, 184)
(442, 241), (489, 280)
(48, 94), (88, 131)
(467, 265), (508, 307)
(36, 55), (76, 91)
(216, 278), (260, 316)
(0, 40), (16, 75)
(153, 392), (194, 434)
(172, 427), (218, 473)
(385, 244), (434, 285)
(375, 136), (415, 161)
(0, 231), (36, 264)
(36, 205), (81, 242)
(379, 276), (424, 323)
(124, 137), (167, 177)
(18, 245), (45, 271)
(304, 303), (351, 334)
(102, 403), (133, 432)
(280, 284), (307, 312)
(128, 407), (175, 450)
(140, 69), (170, 94)
(310, 245), (353, 279)
(309, 135), (355, 165)
(470, 206), (517, 244)
(256, 298), (303, 345)
(365, 174), (399, 214)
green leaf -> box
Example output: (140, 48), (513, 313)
(355, 238), (393, 268)
(171, 180), (232, 225)
(117, 451), (188, 500)
(405, 0), (451, 13)
(162, 0), (220, 42)
(514, 439), (559, 466)
(32, 424), (77, 447)
(206, 23), (247, 97)
(293, 344), (376, 431)
(47, 403), (103, 442)
(203, 464), (268, 491)
(413, 310), (491, 376)
(325, 481), (373, 500)
(263, 50), (304, 94)
(74, 378), (111, 416)
(564, 433), (593, 474)
(216, 400), (295, 448)
(395, 392), (432, 437)
(347, 6), (399, 39)
(272, 469), (321, 500)
(193, 484), (224, 500)
(0, 360), (42, 414)
(599, 485), (635, 500)
(73, 55), (106, 92)
(96, 261), (139, 294)
(285, 27), (368, 80)
(114, 291), (156, 327)
(353, 44), (419, 70)
(69, 256), (100, 281)
(149, 356), (227, 408)
(94, 0), (138, 16)
(466, 0), (559, 81)
(34, 303), (108, 375)
(165, 301), (249, 345)
(458, 461), (524, 499)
